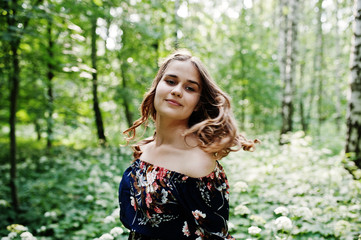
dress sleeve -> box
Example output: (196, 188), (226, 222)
(173, 164), (235, 240)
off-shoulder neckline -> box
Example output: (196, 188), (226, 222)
(136, 158), (222, 179)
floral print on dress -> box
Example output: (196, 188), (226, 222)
(119, 159), (235, 239)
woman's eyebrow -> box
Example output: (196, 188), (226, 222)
(187, 80), (200, 87)
(164, 74), (200, 87)
(165, 74), (178, 78)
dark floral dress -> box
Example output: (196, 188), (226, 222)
(118, 159), (235, 240)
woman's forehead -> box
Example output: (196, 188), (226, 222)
(163, 60), (201, 84)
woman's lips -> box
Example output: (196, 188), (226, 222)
(165, 99), (182, 106)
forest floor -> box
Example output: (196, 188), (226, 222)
(0, 131), (360, 240)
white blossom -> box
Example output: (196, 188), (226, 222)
(228, 221), (235, 231)
(250, 215), (266, 225)
(110, 227), (123, 237)
(8, 232), (17, 239)
(85, 195), (94, 202)
(95, 199), (108, 207)
(292, 206), (312, 219)
(274, 206), (289, 216)
(235, 204), (251, 215)
(111, 208), (120, 218)
(44, 211), (57, 218)
(234, 181), (249, 192)
(275, 216), (293, 231)
(275, 236), (287, 240)
(103, 216), (115, 223)
(14, 225), (28, 232)
(334, 220), (351, 237)
(20, 232), (36, 240)
(0, 199), (9, 207)
(99, 233), (114, 240)
(248, 226), (262, 235)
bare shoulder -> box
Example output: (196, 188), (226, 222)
(183, 148), (216, 178)
(139, 138), (216, 178)
(139, 139), (155, 158)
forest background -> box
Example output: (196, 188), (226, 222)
(1, 0), (361, 239)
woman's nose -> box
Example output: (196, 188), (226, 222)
(171, 86), (182, 97)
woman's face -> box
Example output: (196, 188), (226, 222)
(154, 60), (202, 123)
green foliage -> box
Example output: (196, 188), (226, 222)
(226, 131), (361, 239)
(1, 132), (360, 239)
(0, 0), (353, 142)
(0, 145), (131, 239)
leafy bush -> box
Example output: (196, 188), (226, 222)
(0, 146), (131, 239)
(226, 131), (361, 239)
(1, 131), (361, 239)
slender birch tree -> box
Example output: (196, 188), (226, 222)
(174, 0), (180, 49)
(333, 0), (343, 130)
(345, 0), (361, 177)
(315, 0), (324, 135)
(279, 0), (300, 143)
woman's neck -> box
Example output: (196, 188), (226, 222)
(154, 117), (194, 150)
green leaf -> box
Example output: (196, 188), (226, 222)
(93, 0), (103, 7)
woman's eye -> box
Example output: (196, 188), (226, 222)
(185, 86), (195, 92)
(165, 79), (176, 85)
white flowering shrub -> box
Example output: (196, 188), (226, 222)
(1, 131), (360, 239)
(234, 204), (251, 215)
(274, 216), (293, 231)
(109, 227), (124, 237)
(1, 224), (37, 240)
(274, 207), (289, 216)
(226, 132), (361, 239)
(0, 147), (129, 239)
(248, 226), (261, 235)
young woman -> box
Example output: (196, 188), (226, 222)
(118, 50), (257, 240)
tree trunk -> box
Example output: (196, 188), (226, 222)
(279, 0), (299, 143)
(0, 38), (10, 110)
(117, 26), (134, 128)
(305, 1), (324, 135)
(34, 119), (41, 141)
(174, 0), (180, 49)
(239, 48), (246, 131)
(120, 62), (134, 127)
(238, 7), (246, 131)
(315, 0), (324, 136)
(6, 0), (20, 212)
(9, 41), (20, 212)
(345, 0), (361, 177)
(5, 0), (43, 213)
(90, 17), (106, 144)
(299, 60), (307, 132)
(277, 0), (287, 92)
(46, 18), (54, 149)
(333, 0), (342, 130)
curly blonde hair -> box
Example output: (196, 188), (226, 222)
(124, 49), (258, 160)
